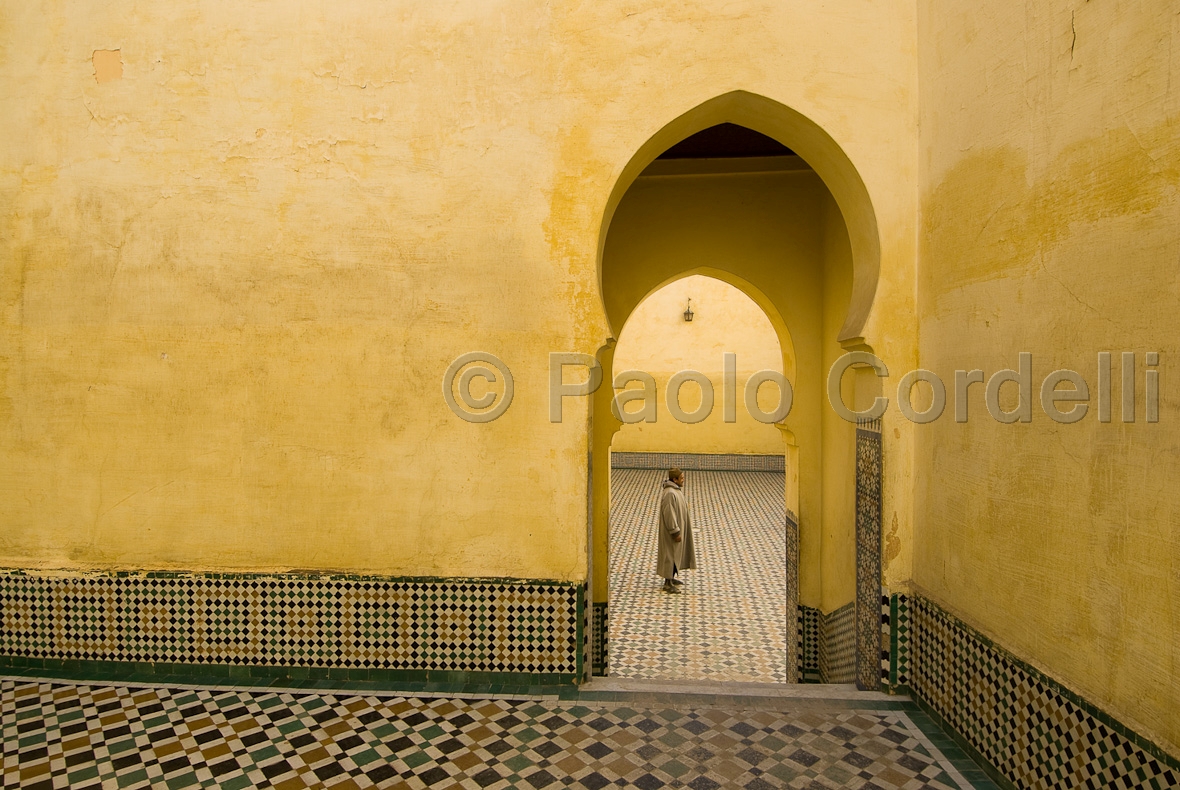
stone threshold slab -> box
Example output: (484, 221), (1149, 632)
(581, 677), (901, 701)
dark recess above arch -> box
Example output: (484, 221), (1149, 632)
(656, 123), (795, 159)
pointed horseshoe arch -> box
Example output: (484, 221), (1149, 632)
(596, 90), (881, 344)
(587, 90), (884, 685)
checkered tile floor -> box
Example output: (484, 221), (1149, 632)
(609, 470), (788, 683)
(2, 679), (969, 789)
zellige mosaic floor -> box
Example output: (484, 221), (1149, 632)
(1, 679), (976, 789)
(609, 469), (788, 684)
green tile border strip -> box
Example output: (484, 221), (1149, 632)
(0, 655), (577, 692)
(908, 593), (1180, 788)
(909, 692), (1017, 790)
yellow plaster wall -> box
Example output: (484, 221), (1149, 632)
(0, 2), (919, 586)
(611, 275), (785, 455)
(916, 0), (1180, 755)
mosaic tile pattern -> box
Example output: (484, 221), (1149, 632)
(608, 469), (788, 683)
(580, 583), (589, 682)
(799, 607), (821, 683)
(591, 603), (608, 678)
(611, 452), (785, 472)
(819, 603), (856, 685)
(882, 593), (910, 690)
(909, 595), (1180, 790)
(1, 678), (969, 790)
(0, 573), (579, 675)
(855, 418), (883, 690)
(783, 509), (799, 683)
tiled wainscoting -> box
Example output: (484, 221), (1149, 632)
(818, 602), (856, 684)
(882, 592), (1180, 789)
(799, 605), (821, 683)
(797, 603), (856, 684)
(590, 602), (607, 677)
(0, 571), (583, 684)
(610, 452), (785, 472)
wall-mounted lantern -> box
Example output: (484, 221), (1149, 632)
(683, 298), (694, 322)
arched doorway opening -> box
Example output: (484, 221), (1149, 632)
(607, 273), (795, 682)
(588, 92), (883, 688)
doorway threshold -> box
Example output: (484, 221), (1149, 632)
(580, 676), (899, 702)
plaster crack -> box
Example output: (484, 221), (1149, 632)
(1037, 254), (1115, 327)
(98, 480), (178, 520)
(1070, 11), (1077, 65)
(973, 201), (1007, 244)
(1120, 121), (1163, 168)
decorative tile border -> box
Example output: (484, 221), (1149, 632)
(819, 601), (857, 684)
(591, 602), (608, 677)
(577, 582), (587, 681)
(784, 509), (799, 682)
(799, 605), (821, 683)
(881, 591), (910, 689)
(610, 452), (785, 472)
(799, 602), (856, 684)
(0, 571), (581, 678)
(907, 594), (1180, 790)
(855, 417), (883, 690)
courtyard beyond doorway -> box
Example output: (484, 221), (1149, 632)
(608, 466), (788, 683)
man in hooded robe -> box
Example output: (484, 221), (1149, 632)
(657, 467), (697, 593)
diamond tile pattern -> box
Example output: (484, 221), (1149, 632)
(818, 603), (856, 685)
(1, 679), (965, 790)
(0, 574), (579, 674)
(799, 607), (821, 683)
(783, 510), (800, 683)
(909, 596), (1180, 789)
(608, 470), (788, 683)
(591, 603), (608, 677)
(882, 594), (910, 689)
(855, 420), (883, 691)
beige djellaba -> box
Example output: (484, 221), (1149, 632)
(656, 478), (697, 580)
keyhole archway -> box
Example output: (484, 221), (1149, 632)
(588, 91), (884, 688)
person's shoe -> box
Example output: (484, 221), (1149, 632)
(671, 578), (684, 586)
(662, 582), (681, 593)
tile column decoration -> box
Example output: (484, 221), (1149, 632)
(818, 602), (857, 684)
(591, 602), (608, 676)
(881, 592), (910, 690)
(784, 508), (800, 683)
(855, 417), (883, 690)
(798, 606), (821, 683)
